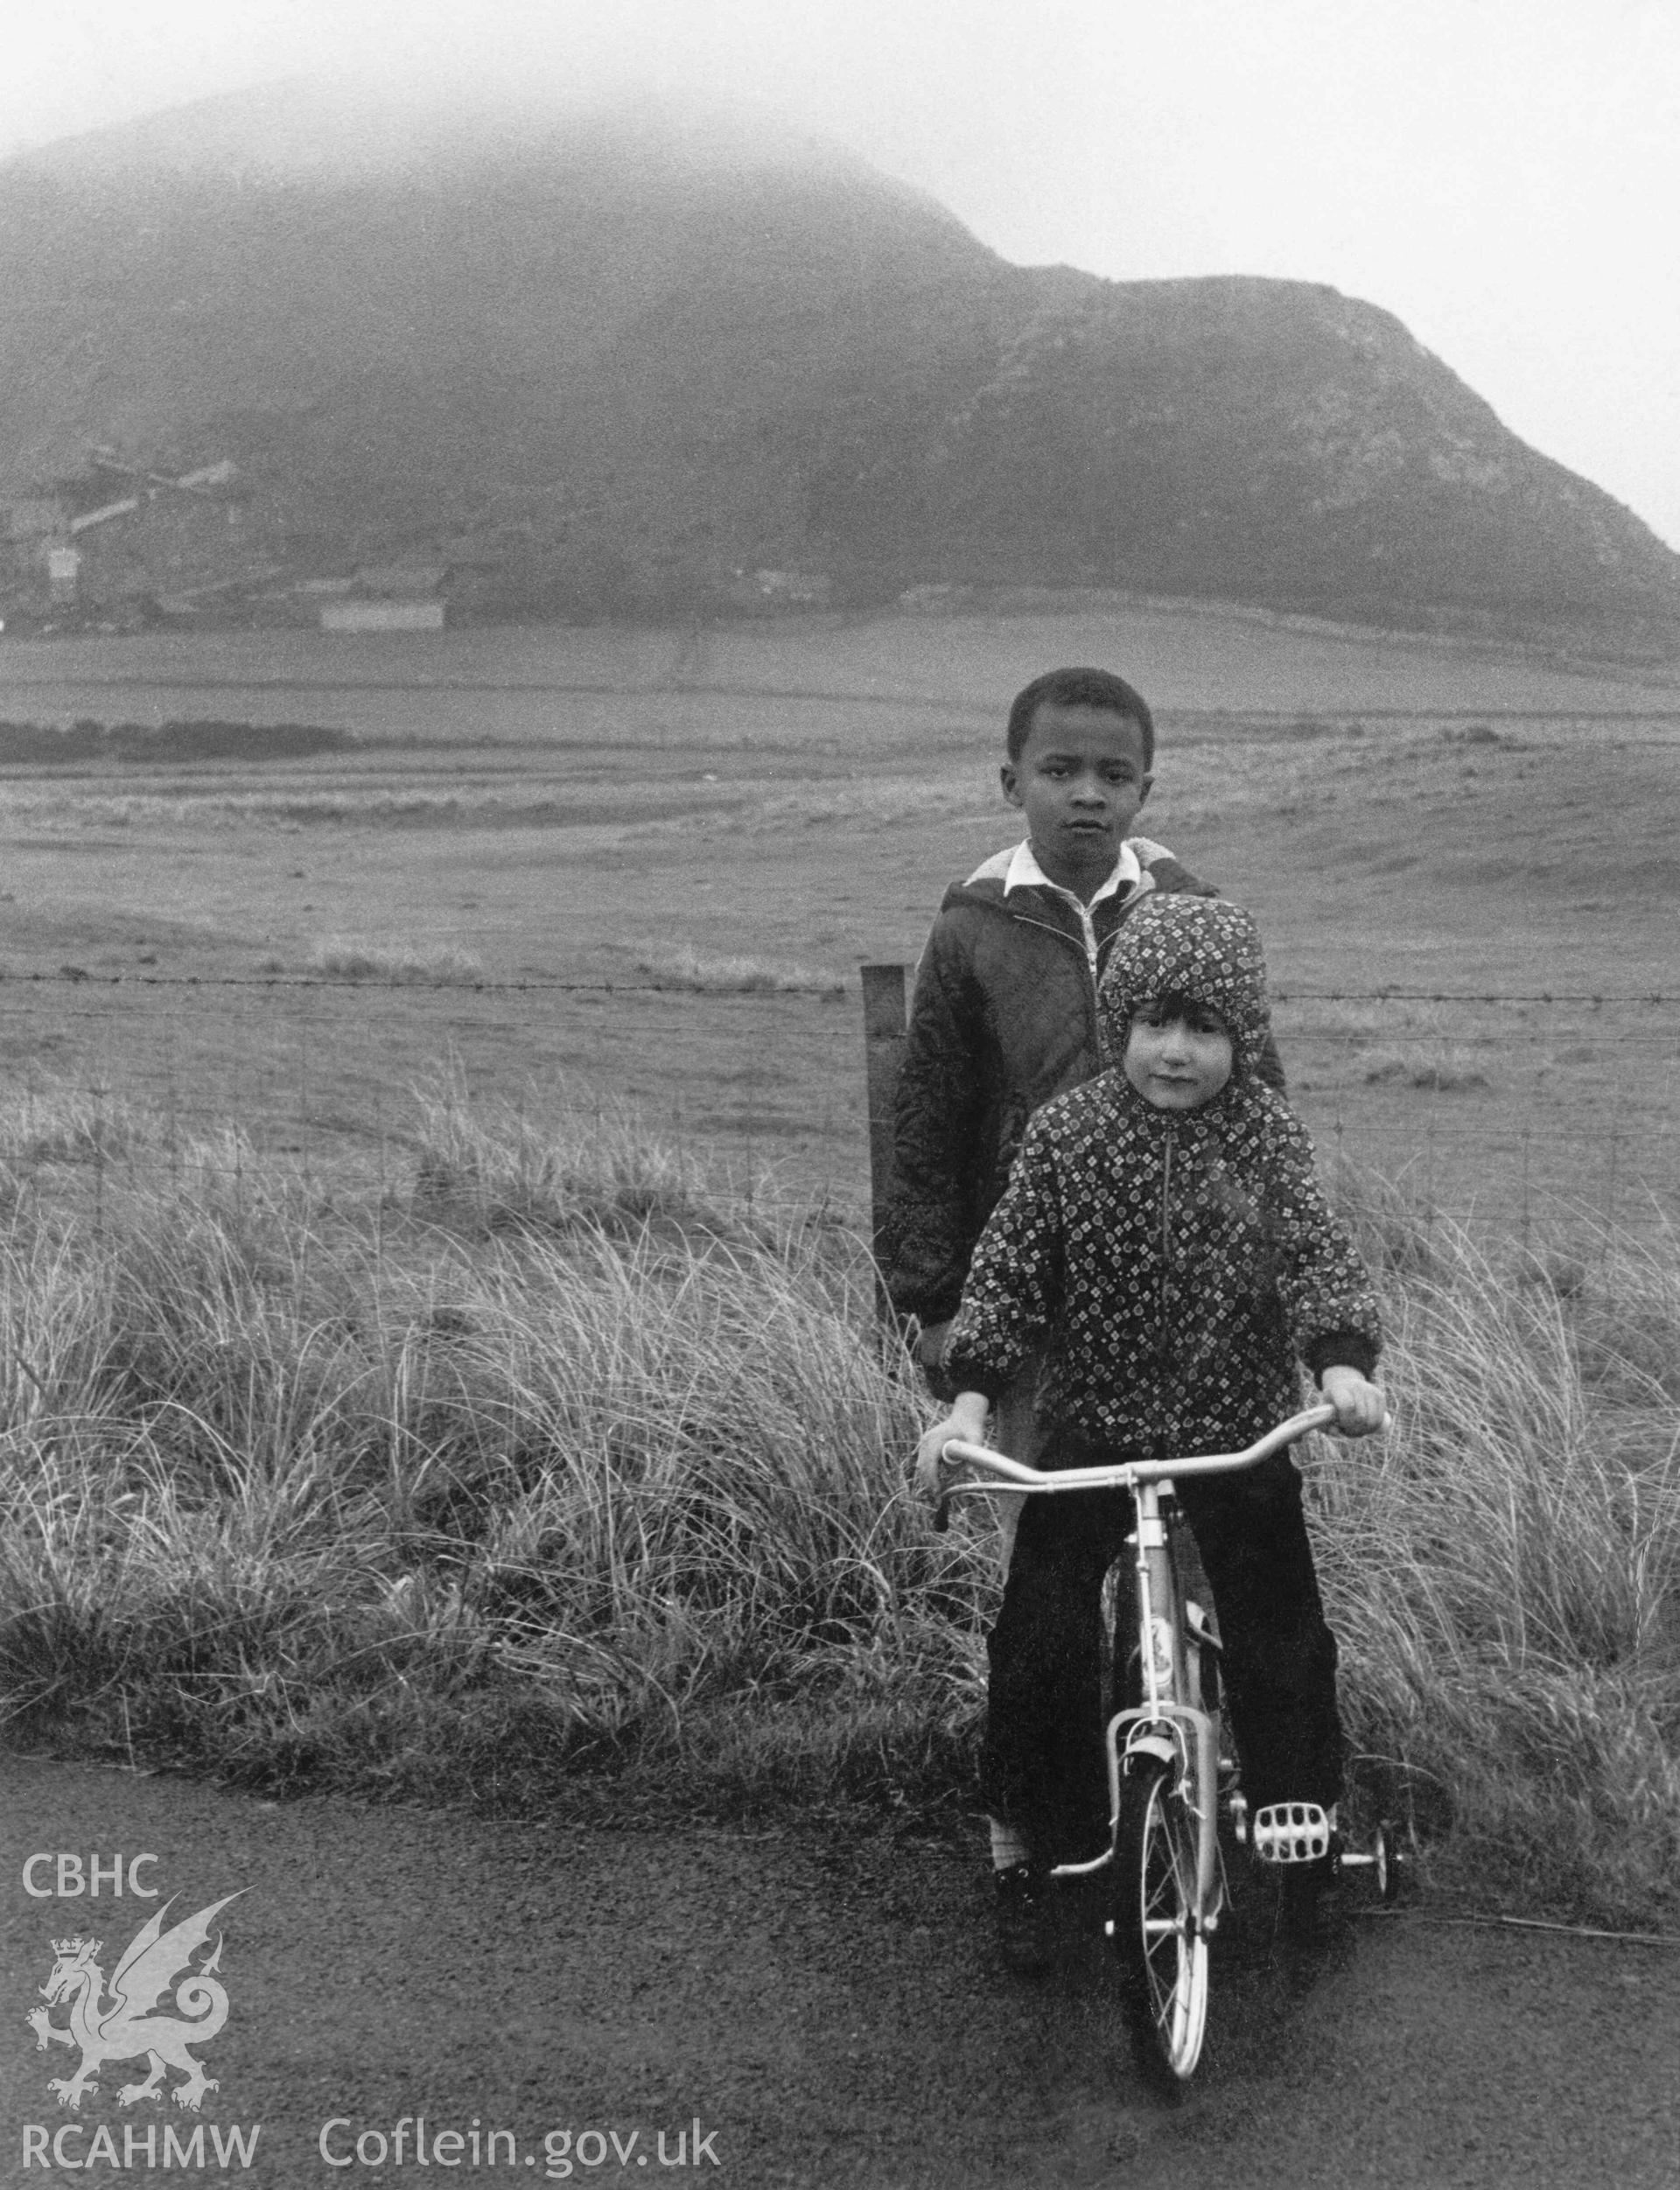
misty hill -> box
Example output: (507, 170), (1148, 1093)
(4, 79), (1677, 639)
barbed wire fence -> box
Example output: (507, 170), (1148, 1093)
(0, 967), (1676, 1241)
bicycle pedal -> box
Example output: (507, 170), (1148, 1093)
(1251, 1802), (1332, 1865)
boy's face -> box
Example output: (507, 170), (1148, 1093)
(1124, 1002), (1235, 1110)
(1001, 704), (1152, 896)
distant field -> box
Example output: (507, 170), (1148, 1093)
(1, 607), (1676, 1228)
(4, 601), (1679, 726)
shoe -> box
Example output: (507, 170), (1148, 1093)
(1271, 1870), (1329, 1995)
(1252, 1800), (1339, 1938)
(993, 1862), (1053, 1976)
(1278, 1859), (1329, 1945)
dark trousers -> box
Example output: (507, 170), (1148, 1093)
(979, 1443), (1343, 1863)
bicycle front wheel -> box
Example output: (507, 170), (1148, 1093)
(1113, 1756), (1209, 2087)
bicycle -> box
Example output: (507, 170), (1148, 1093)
(935, 1400), (1404, 2087)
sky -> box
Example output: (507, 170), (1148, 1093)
(2, 0), (1676, 549)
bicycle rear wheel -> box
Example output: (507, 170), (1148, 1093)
(1113, 1755), (1209, 2087)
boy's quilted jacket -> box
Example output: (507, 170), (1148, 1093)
(942, 896), (1380, 1455)
(881, 837), (1218, 1328)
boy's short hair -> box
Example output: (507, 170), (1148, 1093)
(1005, 667), (1156, 766)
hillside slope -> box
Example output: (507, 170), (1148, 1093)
(2, 80), (1676, 637)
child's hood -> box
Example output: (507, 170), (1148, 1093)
(1097, 895), (1272, 1075)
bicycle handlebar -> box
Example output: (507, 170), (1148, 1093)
(937, 1401), (1340, 1504)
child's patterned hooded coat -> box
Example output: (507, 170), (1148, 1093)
(942, 896), (1380, 1456)
(880, 837), (1223, 1332)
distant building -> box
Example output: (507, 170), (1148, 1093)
(46, 547), (82, 605)
(314, 559), (452, 630)
(5, 454), (259, 610)
(320, 598), (445, 633)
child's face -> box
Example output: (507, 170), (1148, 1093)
(1000, 704), (1152, 894)
(1124, 1002), (1235, 1110)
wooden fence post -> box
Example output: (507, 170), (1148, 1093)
(860, 962), (908, 1320)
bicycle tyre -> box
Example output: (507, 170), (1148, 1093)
(1113, 1755), (1210, 2087)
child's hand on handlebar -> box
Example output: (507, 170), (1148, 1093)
(914, 1390), (990, 1502)
(1319, 1365), (1387, 1436)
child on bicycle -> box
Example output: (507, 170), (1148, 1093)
(914, 893), (1384, 1971)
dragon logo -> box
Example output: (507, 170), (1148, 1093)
(26, 1894), (241, 2113)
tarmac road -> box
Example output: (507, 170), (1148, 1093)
(4, 1754), (1676, 2189)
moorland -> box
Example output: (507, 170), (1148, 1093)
(0, 601), (1676, 1921)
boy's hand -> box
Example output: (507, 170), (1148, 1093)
(914, 1391), (990, 1503)
(1319, 1365), (1387, 1437)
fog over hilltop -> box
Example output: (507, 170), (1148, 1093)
(10, 73), (893, 189)
(4, 77), (1677, 641)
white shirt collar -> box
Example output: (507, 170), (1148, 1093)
(1002, 836), (1141, 906)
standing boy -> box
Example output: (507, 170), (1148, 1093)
(914, 895), (1383, 1970)
(881, 666), (1280, 1450)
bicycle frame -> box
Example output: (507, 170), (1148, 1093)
(938, 1400), (1338, 1920)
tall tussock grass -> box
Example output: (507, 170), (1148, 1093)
(1319, 1171), (1680, 1918)
(0, 1100), (1675, 1921)
(409, 1072), (723, 1237)
(0, 1097), (985, 1820)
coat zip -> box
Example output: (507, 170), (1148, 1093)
(1012, 908), (1099, 974)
